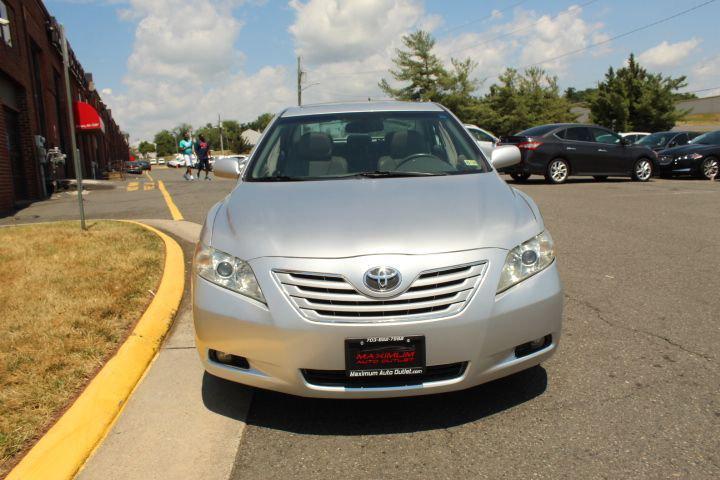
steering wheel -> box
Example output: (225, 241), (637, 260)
(395, 153), (448, 170)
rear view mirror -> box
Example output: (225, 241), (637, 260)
(214, 157), (242, 179)
(491, 145), (521, 170)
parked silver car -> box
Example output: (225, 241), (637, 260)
(193, 101), (563, 398)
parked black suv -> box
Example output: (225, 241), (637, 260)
(499, 123), (657, 184)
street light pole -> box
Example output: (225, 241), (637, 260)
(59, 24), (86, 231)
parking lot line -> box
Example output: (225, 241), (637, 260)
(145, 171), (154, 182)
(157, 180), (184, 221)
(127, 182), (139, 192)
(144, 183), (155, 191)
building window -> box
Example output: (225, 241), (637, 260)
(0, 1), (12, 47)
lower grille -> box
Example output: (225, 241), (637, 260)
(302, 362), (468, 388)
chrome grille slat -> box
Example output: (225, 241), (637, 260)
(294, 290), (471, 312)
(274, 262), (486, 323)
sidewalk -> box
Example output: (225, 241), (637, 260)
(76, 220), (253, 480)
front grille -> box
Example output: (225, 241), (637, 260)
(302, 362), (468, 388)
(274, 262), (486, 323)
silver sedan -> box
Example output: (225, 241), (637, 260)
(193, 101), (563, 398)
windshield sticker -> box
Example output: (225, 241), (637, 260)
(464, 159), (478, 166)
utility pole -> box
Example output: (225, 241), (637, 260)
(60, 24), (86, 231)
(297, 56), (303, 106)
(218, 113), (224, 153)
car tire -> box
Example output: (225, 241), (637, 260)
(593, 175), (608, 181)
(510, 172), (531, 182)
(632, 158), (653, 182)
(546, 159), (569, 184)
(699, 156), (719, 180)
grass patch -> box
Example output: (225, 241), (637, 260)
(0, 221), (164, 477)
(677, 113), (720, 125)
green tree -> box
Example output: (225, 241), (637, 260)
(138, 141), (156, 154)
(479, 67), (576, 136)
(590, 54), (688, 131)
(245, 113), (274, 132)
(564, 87), (597, 104)
(379, 30), (451, 102)
(221, 120), (251, 153)
(153, 130), (176, 157)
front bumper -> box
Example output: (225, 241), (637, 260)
(193, 249), (563, 398)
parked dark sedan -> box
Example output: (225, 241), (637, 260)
(499, 123), (656, 184)
(656, 130), (720, 179)
(125, 161), (143, 174)
(636, 131), (700, 152)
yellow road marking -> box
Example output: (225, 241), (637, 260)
(145, 171), (154, 181)
(144, 183), (155, 191)
(127, 181), (139, 192)
(157, 180), (184, 221)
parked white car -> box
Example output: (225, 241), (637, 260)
(619, 132), (650, 144)
(465, 124), (499, 160)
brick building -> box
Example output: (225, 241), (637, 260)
(0, 0), (128, 213)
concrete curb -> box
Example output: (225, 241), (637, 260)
(5, 220), (185, 480)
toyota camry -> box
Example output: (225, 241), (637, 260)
(193, 101), (563, 398)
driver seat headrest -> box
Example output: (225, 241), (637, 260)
(390, 130), (425, 158)
(297, 132), (333, 161)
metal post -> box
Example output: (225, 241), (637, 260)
(60, 25), (86, 230)
(297, 56), (302, 107)
(218, 113), (224, 153)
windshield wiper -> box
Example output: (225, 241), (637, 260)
(344, 170), (448, 178)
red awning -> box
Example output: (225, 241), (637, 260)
(74, 101), (105, 133)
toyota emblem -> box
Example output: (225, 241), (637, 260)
(364, 267), (401, 292)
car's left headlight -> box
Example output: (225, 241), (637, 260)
(194, 243), (266, 304)
(497, 231), (555, 293)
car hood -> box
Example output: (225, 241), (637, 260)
(658, 144), (716, 156)
(210, 173), (542, 259)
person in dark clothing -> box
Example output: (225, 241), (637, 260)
(194, 135), (212, 180)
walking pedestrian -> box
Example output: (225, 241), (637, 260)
(179, 132), (194, 180)
(194, 134), (212, 180)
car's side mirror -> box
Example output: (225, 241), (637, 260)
(214, 157), (242, 179)
(491, 145), (521, 169)
(668, 141), (677, 148)
(620, 137), (632, 146)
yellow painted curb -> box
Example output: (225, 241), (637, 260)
(5, 221), (185, 480)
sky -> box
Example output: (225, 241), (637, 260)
(47, 0), (720, 142)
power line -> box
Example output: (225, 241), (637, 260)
(310, 0), (600, 80)
(519, 0), (717, 70)
(447, 0), (600, 57)
(438, 0), (528, 35)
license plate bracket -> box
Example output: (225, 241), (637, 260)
(345, 336), (426, 379)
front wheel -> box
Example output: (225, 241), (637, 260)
(699, 156), (719, 180)
(510, 172), (531, 182)
(632, 158), (653, 182)
(546, 159), (569, 184)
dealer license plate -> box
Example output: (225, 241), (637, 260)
(345, 336), (426, 378)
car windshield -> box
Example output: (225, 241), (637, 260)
(637, 132), (673, 147)
(689, 131), (720, 145)
(246, 111), (488, 181)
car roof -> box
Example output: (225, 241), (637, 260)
(280, 101), (445, 118)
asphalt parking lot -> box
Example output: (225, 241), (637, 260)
(4, 170), (719, 479)
(230, 176), (719, 479)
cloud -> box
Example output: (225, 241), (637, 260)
(101, 0), (293, 141)
(101, 88), (113, 95)
(638, 38), (701, 69)
(289, 0), (425, 65)
(514, 4), (610, 72)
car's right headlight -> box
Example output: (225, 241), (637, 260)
(497, 231), (555, 293)
(193, 243), (266, 304)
